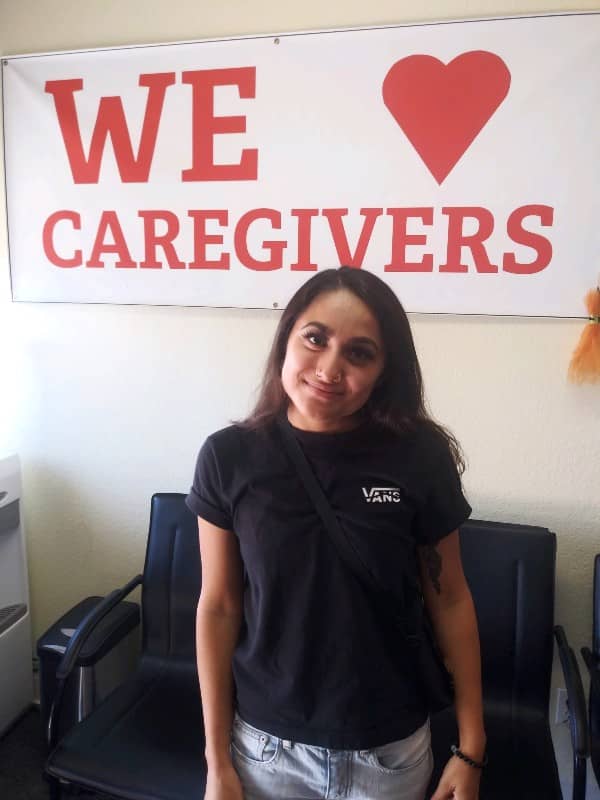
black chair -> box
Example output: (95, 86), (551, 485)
(555, 625), (589, 798)
(427, 519), (587, 800)
(582, 553), (600, 790)
(45, 493), (206, 800)
(46, 499), (585, 799)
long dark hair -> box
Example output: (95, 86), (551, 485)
(239, 267), (465, 474)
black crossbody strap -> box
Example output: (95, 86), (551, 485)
(277, 417), (404, 613)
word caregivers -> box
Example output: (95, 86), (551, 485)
(43, 205), (554, 273)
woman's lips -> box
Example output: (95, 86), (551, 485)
(303, 379), (344, 399)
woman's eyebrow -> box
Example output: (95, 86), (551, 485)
(301, 320), (330, 333)
(301, 322), (379, 351)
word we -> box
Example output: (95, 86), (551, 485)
(45, 68), (258, 183)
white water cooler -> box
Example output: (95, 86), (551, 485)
(0, 454), (34, 735)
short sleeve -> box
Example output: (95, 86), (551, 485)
(185, 437), (233, 531)
(413, 434), (472, 546)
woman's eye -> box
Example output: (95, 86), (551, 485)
(303, 331), (326, 347)
(349, 347), (374, 363)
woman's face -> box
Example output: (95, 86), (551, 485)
(281, 289), (385, 432)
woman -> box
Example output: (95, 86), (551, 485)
(186, 267), (485, 800)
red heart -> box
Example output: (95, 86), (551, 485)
(382, 51), (511, 184)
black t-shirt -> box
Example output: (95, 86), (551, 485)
(185, 414), (472, 749)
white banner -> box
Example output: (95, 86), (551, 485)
(3, 13), (600, 315)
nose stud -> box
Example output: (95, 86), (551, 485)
(315, 368), (341, 383)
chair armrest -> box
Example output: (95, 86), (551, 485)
(581, 646), (600, 695)
(555, 626), (589, 759)
(47, 574), (143, 750)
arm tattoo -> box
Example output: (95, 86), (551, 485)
(422, 545), (442, 595)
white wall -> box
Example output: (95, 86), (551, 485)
(1, 1), (599, 794)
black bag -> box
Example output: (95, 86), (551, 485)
(277, 417), (454, 714)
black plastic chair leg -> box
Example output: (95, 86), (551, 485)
(573, 755), (587, 800)
(47, 775), (61, 800)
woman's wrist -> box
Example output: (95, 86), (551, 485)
(456, 735), (487, 764)
(205, 746), (233, 771)
(451, 744), (488, 769)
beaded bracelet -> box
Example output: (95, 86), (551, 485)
(450, 744), (488, 769)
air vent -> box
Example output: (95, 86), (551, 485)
(0, 603), (27, 636)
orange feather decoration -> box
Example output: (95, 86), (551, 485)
(568, 287), (600, 383)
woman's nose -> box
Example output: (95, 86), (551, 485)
(315, 352), (343, 382)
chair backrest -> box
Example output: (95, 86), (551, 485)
(460, 519), (556, 720)
(593, 554), (600, 657)
(140, 493), (200, 668)
(590, 554), (600, 790)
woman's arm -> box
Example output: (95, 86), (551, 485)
(418, 530), (486, 799)
(196, 517), (244, 771)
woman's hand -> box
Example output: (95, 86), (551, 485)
(430, 756), (481, 800)
(204, 762), (244, 800)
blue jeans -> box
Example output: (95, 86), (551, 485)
(230, 712), (433, 800)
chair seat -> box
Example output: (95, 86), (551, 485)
(428, 708), (562, 800)
(46, 659), (206, 800)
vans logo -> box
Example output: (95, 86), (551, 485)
(362, 487), (402, 504)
